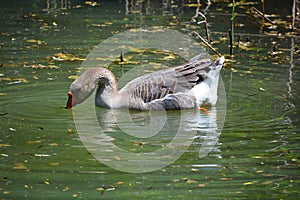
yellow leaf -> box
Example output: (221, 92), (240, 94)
(163, 55), (176, 60)
(49, 162), (60, 166)
(68, 75), (78, 80)
(262, 181), (272, 185)
(186, 179), (197, 183)
(26, 39), (38, 43)
(185, 4), (201, 7)
(220, 177), (233, 181)
(26, 39), (43, 44)
(0, 144), (11, 147)
(27, 140), (43, 144)
(85, 1), (99, 6)
(243, 181), (255, 185)
(96, 187), (105, 191)
(13, 163), (27, 170)
(48, 143), (58, 147)
(252, 156), (265, 159)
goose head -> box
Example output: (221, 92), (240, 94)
(66, 68), (117, 109)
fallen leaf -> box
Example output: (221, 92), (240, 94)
(49, 162), (60, 166)
(243, 181), (255, 185)
(68, 75), (78, 80)
(186, 179), (198, 183)
(3, 191), (10, 195)
(48, 143), (58, 147)
(26, 39), (43, 45)
(13, 163), (27, 170)
(0, 144), (11, 147)
(35, 154), (51, 157)
(220, 177), (233, 181)
(27, 140), (43, 144)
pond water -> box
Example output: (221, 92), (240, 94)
(1, 0), (299, 199)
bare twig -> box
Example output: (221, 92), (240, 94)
(198, 12), (210, 42)
(229, 30), (233, 55)
(193, 31), (222, 56)
(292, 0), (296, 31)
(252, 7), (275, 25)
(230, 0), (236, 56)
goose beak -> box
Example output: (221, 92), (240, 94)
(66, 91), (73, 109)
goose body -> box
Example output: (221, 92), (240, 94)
(66, 54), (224, 110)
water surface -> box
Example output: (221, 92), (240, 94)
(1, 0), (299, 199)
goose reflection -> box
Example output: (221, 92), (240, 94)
(74, 106), (222, 173)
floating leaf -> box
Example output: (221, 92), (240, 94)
(3, 191), (10, 195)
(220, 177), (233, 181)
(163, 55), (176, 60)
(259, 88), (266, 92)
(68, 75), (78, 80)
(13, 163), (27, 170)
(85, 1), (99, 6)
(35, 154), (51, 157)
(72, 192), (81, 198)
(184, 4), (201, 7)
(27, 140), (43, 144)
(26, 39), (43, 45)
(262, 181), (272, 185)
(49, 162), (60, 166)
(62, 187), (70, 192)
(186, 179), (198, 183)
(243, 181), (255, 185)
(9, 128), (16, 131)
(67, 128), (76, 134)
(52, 52), (84, 62)
(2, 78), (29, 85)
(0, 144), (11, 147)
(48, 143), (58, 147)
(40, 180), (50, 185)
(24, 184), (33, 189)
(96, 187), (105, 191)
(26, 64), (59, 69)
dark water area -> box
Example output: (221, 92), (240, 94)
(0, 0), (299, 199)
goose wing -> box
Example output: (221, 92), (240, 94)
(119, 56), (213, 103)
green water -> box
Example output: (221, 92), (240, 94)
(1, 0), (299, 199)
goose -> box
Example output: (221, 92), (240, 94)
(66, 54), (225, 110)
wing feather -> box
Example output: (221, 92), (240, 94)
(119, 55), (213, 103)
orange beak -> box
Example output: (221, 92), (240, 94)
(66, 91), (73, 109)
